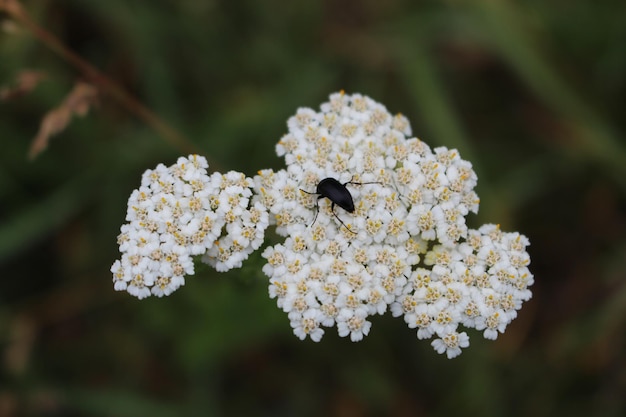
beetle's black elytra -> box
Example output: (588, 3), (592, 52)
(300, 177), (381, 233)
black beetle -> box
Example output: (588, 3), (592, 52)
(301, 177), (380, 233)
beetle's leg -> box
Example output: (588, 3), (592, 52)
(309, 196), (322, 227)
(300, 188), (320, 227)
(330, 202), (357, 234)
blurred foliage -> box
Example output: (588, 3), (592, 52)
(1, 0), (625, 416)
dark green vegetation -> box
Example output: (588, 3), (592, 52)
(1, 1), (625, 416)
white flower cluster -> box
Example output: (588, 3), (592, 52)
(254, 92), (533, 358)
(111, 92), (534, 358)
(392, 224), (533, 358)
(111, 155), (268, 299)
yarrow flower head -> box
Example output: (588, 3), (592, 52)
(253, 91), (531, 356)
(112, 91), (534, 358)
(111, 155), (269, 299)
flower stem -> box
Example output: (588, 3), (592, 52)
(1, 0), (202, 157)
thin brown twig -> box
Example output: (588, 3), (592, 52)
(1, 0), (208, 160)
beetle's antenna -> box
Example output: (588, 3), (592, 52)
(387, 176), (411, 209)
(344, 180), (383, 187)
(343, 174), (382, 187)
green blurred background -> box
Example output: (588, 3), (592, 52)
(1, 0), (625, 416)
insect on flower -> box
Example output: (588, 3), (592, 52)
(300, 177), (380, 233)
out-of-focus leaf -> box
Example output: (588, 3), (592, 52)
(473, 1), (626, 189)
(0, 172), (95, 264)
(61, 387), (181, 417)
(399, 43), (476, 163)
